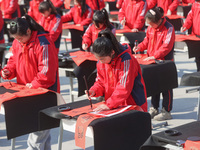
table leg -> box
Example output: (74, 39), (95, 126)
(57, 120), (63, 150)
(11, 138), (15, 150)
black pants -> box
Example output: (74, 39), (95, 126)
(195, 56), (200, 71)
(151, 89), (173, 112)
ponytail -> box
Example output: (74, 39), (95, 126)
(76, 0), (87, 17)
(92, 29), (120, 56)
(9, 15), (45, 36)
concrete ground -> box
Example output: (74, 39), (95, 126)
(0, 38), (199, 150)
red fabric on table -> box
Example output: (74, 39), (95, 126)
(175, 34), (200, 42)
(165, 14), (184, 19)
(62, 23), (84, 31)
(0, 82), (49, 108)
(75, 105), (143, 149)
(69, 51), (97, 66)
(134, 54), (156, 65)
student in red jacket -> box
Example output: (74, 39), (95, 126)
(39, 0), (62, 53)
(28, 0), (44, 23)
(147, 0), (180, 15)
(0, 0), (21, 19)
(181, 0), (200, 71)
(118, 0), (148, 32)
(133, 7), (175, 121)
(82, 8), (115, 51)
(86, 29), (147, 112)
(0, 10), (5, 44)
(86, 0), (105, 11)
(1, 15), (60, 149)
(61, 0), (93, 26)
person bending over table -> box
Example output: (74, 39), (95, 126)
(133, 7), (175, 121)
(61, 0), (93, 26)
(180, 0), (200, 71)
(39, 0), (62, 54)
(1, 15), (60, 150)
(82, 8), (115, 51)
(86, 29), (147, 112)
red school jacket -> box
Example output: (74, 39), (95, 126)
(138, 18), (175, 60)
(90, 44), (147, 112)
(0, 0), (21, 19)
(28, 0), (44, 23)
(0, 10), (4, 43)
(61, 4), (93, 26)
(51, 0), (64, 8)
(3, 31), (60, 93)
(82, 23), (116, 48)
(182, 2), (200, 36)
(39, 14), (62, 53)
(147, 0), (180, 15)
(118, 0), (148, 30)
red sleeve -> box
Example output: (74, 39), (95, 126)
(49, 16), (62, 42)
(80, 8), (93, 26)
(133, 1), (147, 30)
(82, 24), (93, 47)
(154, 26), (175, 59)
(89, 62), (105, 97)
(183, 8), (193, 30)
(4, 0), (18, 15)
(61, 8), (74, 23)
(138, 27), (150, 52)
(118, 0), (126, 22)
(168, 0), (179, 12)
(147, 0), (157, 9)
(106, 57), (137, 109)
(31, 41), (58, 89)
(52, 0), (64, 8)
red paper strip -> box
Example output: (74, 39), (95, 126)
(62, 23), (84, 31)
(60, 102), (104, 117)
(110, 11), (119, 15)
(69, 51), (97, 66)
(175, 34), (200, 42)
(165, 14), (184, 19)
(116, 29), (133, 34)
(134, 54), (156, 65)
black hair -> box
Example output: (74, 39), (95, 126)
(92, 29), (120, 57)
(39, 0), (58, 15)
(92, 8), (112, 29)
(9, 15), (45, 36)
(145, 7), (164, 23)
(76, 0), (87, 17)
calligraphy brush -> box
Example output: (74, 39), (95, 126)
(83, 75), (93, 109)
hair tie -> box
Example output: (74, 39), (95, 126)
(149, 9), (156, 16)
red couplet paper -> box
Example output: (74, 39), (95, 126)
(134, 54), (156, 65)
(165, 14), (184, 19)
(74, 105), (143, 149)
(69, 51), (97, 66)
(110, 11), (119, 15)
(116, 29), (133, 34)
(175, 34), (200, 42)
(62, 23), (84, 31)
(0, 82), (49, 108)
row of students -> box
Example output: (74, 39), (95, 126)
(1, 15), (59, 150)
